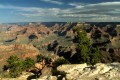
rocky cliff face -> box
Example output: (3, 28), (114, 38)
(57, 63), (120, 80)
(0, 24), (53, 45)
(1, 22), (120, 48)
(1, 22), (120, 61)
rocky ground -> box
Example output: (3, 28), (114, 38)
(1, 62), (120, 80)
(57, 62), (120, 80)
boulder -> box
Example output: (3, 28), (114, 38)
(57, 63), (87, 73)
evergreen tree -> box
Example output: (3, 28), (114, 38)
(72, 26), (101, 65)
(90, 47), (100, 65)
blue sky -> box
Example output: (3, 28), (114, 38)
(0, 0), (120, 23)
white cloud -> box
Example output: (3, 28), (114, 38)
(40, 0), (63, 5)
(68, 3), (85, 8)
(1, 1), (120, 22)
(92, 2), (120, 6)
(19, 7), (61, 17)
(66, 1), (120, 21)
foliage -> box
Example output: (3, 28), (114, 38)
(36, 54), (44, 62)
(7, 55), (20, 65)
(90, 47), (101, 65)
(36, 54), (52, 65)
(6, 55), (35, 78)
(23, 57), (35, 70)
(72, 26), (101, 65)
(44, 56), (51, 64)
(7, 55), (23, 77)
(52, 58), (69, 78)
(52, 69), (66, 80)
(52, 58), (70, 68)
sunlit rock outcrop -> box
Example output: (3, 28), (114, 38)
(57, 63), (120, 80)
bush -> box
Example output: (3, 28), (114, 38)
(7, 55), (23, 77)
(44, 56), (51, 64)
(52, 58), (70, 68)
(36, 54), (44, 62)
(52, 58), (69, 79)
(5, 55), (35, 78)
(7, 55), (20, 65)
(23, 57), (35, 70)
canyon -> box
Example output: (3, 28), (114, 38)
(0, 22), (120, 80)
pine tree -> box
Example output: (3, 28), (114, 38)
(90, 47), (100, 65)
(72, 26), (101, 65)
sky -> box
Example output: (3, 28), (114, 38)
(0, 0), (120, 23)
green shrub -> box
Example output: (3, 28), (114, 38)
(5, 55), (35, 78)
(7, 55), (20, 65)
(23, 57), (35, 70)
(52, 58), (68, 79)
(36, 54), (44, 62)
(52, 58), (70, 68)
(7, 55), (23, 77)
